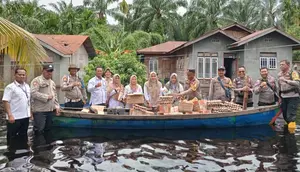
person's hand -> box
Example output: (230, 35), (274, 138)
(115, 87), (121, 92)
(242, 86), (249, 92)
(278, 98), (282, 105)
(83, 99), (86, 105)
(230, 99), (234, 102)
(260, 82), (267, 88)
(8, 115), (15, 123)
(95, 82), (102, 87)
(56, 108), (61, 116)
(48, 95), (53, 100)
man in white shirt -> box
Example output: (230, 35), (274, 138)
(2, 68), (31, 149)
(87, 67), (107, 105)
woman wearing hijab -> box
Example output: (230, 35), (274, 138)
(107, 74), (124, 108)
(123, 75), (143, 108)
(163, 73), (184, 105)
(144, 72), (163, 108)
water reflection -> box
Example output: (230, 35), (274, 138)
(0, 125), (299, 171)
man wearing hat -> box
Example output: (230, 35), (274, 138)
(208, 66), (234, 102)
(178, 68), (202, 100)
(31, 64), (60, 134)
(61, 64), (87, 109)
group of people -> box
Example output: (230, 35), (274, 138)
(2, 59), (300, 150)
(208, 59), (300, 130)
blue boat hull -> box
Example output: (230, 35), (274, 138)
(53, 106), (279, 129)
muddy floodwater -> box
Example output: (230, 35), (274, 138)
(0, 121), (299, 172)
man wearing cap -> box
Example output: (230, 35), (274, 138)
(208, 66), (234, 102)
(61, 64), (87, 109)
(31, 64), (60, 134)
(178, 69), (202, 100)
(233, 66), (254, 107)
(253, 67), (277, 106)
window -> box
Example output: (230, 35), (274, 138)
(260, 53), (277, 69)
(149, 57), (158, 73)
(264, 37), (272, 42)
(197, 52), (218, 78)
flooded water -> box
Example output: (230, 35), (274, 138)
(0, 122), (299, 172)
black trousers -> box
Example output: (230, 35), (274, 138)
(65, 100), (84, 111)
(281, 97), (300, 123)
(258, 102), (276, 106)
(6, 118), (29, 148)
(33, 111), (54, 134)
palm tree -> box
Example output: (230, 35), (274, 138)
(254, 0), (282, 29)
(221, 0), (261, 30)
(0, 17), (47, 69)
(183, 0), (225, 40)
(131, 0), (187, 40)
(83, 0), (119, 20)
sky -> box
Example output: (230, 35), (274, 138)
(39, 0), (186, 25)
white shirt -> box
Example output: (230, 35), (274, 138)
(2, 81), (30, 120)
(87, 76), (107, 105)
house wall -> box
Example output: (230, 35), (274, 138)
(243, 32), (294, 106)
(70, 45), (89, 79)
(191, 33), (236, 97)
(244, 32), (294, 82)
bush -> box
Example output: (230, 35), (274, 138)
(84, 52), (147, 86)
(150, 32), (163, 45)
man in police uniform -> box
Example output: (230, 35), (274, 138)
(31, 64), (60, 134)
(253, 67), (277, 106)
(208, 66), (234, 102)
(233, 66), (254, 107)
(278, 60), (300, 130)
(61, 64), (87, 109)
(178, 69), (202, 100)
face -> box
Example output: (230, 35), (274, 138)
(280, 61), (289, 71)
(260, 68), (268, 78)
(131, 76), (137, 85)
(105, 70), (112, 78)
(150, 73), (157, 81)
(15, 69), (26, 83)
(96, 68), (103, 78)
(238, 67), (245, 78)
(218, 69), (225, 77)
(43, 69), (53, 79)
(114, 76), (120, 83)
(69, 68), (78, 76)
(187, 72), (195, 80)
(171, 75), (177, 84)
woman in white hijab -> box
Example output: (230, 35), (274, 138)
(163, 73), (184, 105)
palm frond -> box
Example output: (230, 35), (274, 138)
(0, 17), (47, 70)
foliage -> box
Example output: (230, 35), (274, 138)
(0, 17), (47, 71)
(150, 32), (163, 45)
(84, 52), (147, 85)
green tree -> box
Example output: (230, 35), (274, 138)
(84, 52), (147, 85)
(83, 0), (118, 20)
(131, 0), (187, 40)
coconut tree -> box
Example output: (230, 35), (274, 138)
(221, 0), (261, 30)
(83, 0), (119, 20)
(0, 17), (47, 70)
(131, 0), (187, 40)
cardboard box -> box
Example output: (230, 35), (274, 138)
(126, 94), (144, 104)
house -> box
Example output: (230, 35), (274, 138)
(137, 23), (300, 98)
(1, 34), (96, 104)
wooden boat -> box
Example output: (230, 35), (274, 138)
(53, 105), (280, 129)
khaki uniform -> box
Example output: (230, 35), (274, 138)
(181, 77), (202, 100)
(208, 76), (234, 101)
(278, 70), (300, 123)
(61, 75), (87, 102)
(253, 76), (277, 105)
(233, 76), (253, 105)
(30, 75), (59, 112)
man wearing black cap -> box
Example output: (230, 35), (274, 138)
(30, 64), (60, 134)
(178, 69), (202, 100)
(208, 66), (234, 102)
